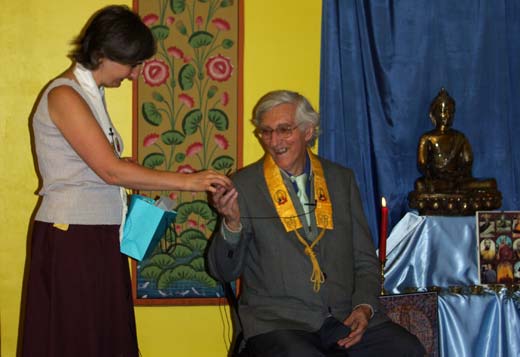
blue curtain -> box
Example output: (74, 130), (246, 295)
(319, 0), (520, 245)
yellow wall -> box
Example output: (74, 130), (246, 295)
(0, 1), (321, 356)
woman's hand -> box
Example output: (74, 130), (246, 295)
(185, 170), (233, 193)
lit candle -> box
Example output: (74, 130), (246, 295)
(379, 197), (388, 263)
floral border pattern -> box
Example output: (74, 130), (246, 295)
(132, 0), (242, 305)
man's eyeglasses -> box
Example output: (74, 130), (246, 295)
(255, 123), (302, 141)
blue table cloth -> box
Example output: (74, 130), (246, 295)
(439, 289), (520, 357)
(383, 212), (520, 357)
(384, 212), (478, 292)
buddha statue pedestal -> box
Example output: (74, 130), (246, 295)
(408, 189), (502, 216)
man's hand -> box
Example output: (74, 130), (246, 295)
(336, 305), (371, 349)
(209, 185), (241, 231)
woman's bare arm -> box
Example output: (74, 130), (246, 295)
(48, 85), (231, 192)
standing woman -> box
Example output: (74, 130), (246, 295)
(21, 5), (231, 357)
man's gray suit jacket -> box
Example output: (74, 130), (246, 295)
(207, 156), (387, 340)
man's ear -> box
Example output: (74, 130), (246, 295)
(304, 126), (315, 142)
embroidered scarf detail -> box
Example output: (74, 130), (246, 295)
(263, 150), (333, 231)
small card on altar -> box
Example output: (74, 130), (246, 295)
(476, 211), (520, 285)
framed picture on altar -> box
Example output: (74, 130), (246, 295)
(130, 0), (243, 305)
(476, 211), (520, 285)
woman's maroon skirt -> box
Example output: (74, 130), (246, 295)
(22, 221), (139, 357)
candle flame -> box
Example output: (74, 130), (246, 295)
(381, 197), (387, 207)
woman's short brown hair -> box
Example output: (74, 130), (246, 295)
(69, 5), (156, 69)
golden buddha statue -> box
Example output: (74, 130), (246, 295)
(408, 88), (502, 215)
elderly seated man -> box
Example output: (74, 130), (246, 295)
(207, 90), (425, 356)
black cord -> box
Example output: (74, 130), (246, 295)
(239, 201), (317, 220)
(223, 282), (244, 356)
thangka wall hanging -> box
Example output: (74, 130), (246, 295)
(131, 0), (242, 305)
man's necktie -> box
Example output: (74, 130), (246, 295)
(291, 173), (310, 226)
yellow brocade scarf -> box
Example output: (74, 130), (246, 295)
(263, 150), (334, 291)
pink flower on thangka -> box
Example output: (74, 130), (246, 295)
(142, 14), (159, 26)
(177, 164), (196, 173)
(143, 133), (160, 147)
(186, 142), (203, 157)
(196, 16), (204, 27)
(214, 134), (229, 150)
(199, 223), (206, 230)
(212, 18), (231, 31)
(175, 224), (182, 234)
(178, 93), (194, 108)
(142, 59), (169, 87)
(166, 16), (175, 25)
(206, 55), (233, 82)
(183, 56), (192, 64)
(188, 219), (198, 228)
(221, 91), (229, 106)
(167, 46), (184, 59)
(169, 192), (177, 201)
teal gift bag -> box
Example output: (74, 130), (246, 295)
(120, 194), (177, 261)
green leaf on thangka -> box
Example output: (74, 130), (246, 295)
(182, 109), (203, 135)
(212, 155), (234, 171)
(157, 265), (196, 289)
(149, 253), (176, 269)
(157, 265), (217, 293)
(175, 152), (186, 163)
(142, 153), (165, 168)
(189, 257), (206, 272)
(178, 63), (196, 90)
(140, 265), (162, 281)
(195, 271), (217, 287)
(179, 228), (206, 242)
(151, 25), (170, 40)
(170, 0), (186, 14)
(222, 39), (234, 49)
(206, 217), (217, 231)
(189, 31), (214, 48)
(220, 0), (233, 7)
(161, 130), (185, 145)
(207, 85), (218, 98)
(170, 244), (193, 258)
(175, 21), (187, 36)
(175, 200), (215, 223)
(184, 238), (207, 252)
(142, 102), (162, 126)
(179, 230), (208, 252)
(221, 0), (233, 8)
(152, 91), (165, 102)
(208, 109), (229, 130)
(157, 268), (217, 289)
